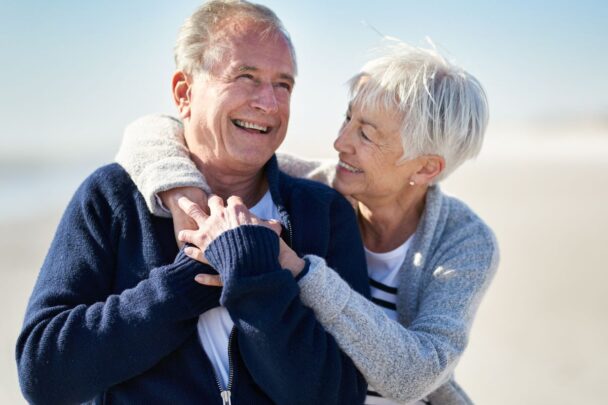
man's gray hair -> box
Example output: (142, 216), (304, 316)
(348, 42), (488, 182)
(174, 0), (297, 76)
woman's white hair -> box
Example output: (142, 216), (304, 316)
(174, 0), (297, 76)
(349, 41), (488, 182)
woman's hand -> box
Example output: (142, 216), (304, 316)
(159, 187), (209, 248)
(177, 194), (282, 264)
(277, 239), (306, 278)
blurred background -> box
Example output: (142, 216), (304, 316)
(1, 0), (607, 403)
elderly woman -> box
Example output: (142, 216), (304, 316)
(116, 43), (498, 404)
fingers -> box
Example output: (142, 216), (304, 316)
(177, 196), (208, 228)
(184, 245), (207, 264)
(207, 195), (225, 216)
(266, 219), (282, 236)
(226, 195), (244, 207)
(227, 195), (250, 228)
(251, 215), (282, 236)
(194, 273), (223, 287)
(178, 229), (199, 246)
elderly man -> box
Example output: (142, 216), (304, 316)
(16, 1), (368, 404)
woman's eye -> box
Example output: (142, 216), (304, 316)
(237, 74), (255, 81)
(359, 130), (372, 142)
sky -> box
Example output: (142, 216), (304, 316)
(0, 0), (607, 162)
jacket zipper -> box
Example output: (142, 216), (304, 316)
(214, 327), (236, 405)
(287, 222), (293, 247)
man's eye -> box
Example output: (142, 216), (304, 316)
(275, 82), (292, 92)
(237, 74), (255, 81)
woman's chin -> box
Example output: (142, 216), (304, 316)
(333, 176), (358, 197)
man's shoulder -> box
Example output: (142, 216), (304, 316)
(74, 163), (140, 211)
(85, 162), (128, 182)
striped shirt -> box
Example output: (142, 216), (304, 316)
(364, 237), (428, 405)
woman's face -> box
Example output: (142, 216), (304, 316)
(333, 102), (419, 202)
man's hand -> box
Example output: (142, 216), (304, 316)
(173, 194), (305, 285)
(177, 195), (282, 263)
(159, 187), (208, 247)
(191, 227), (306, 288)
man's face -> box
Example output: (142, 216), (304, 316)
(184, 22), (295, 174)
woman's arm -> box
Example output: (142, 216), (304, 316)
(275, 152), (336, 186)
(178, 194), (369, 404)
(115, 115), (337, 215)
(115, 115), (208, 216)
(297, 228), (499, 403)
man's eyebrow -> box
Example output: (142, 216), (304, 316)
(278, 73), (295, 86)
(237, 65), (257, 72)
(237, 65), (295, 85)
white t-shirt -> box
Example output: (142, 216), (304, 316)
(364, 237), (428, 405)
(197, 190), (280, 389)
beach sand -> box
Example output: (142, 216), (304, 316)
(2, 130), (607, 403)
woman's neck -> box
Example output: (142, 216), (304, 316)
(357, 187), (427, 253)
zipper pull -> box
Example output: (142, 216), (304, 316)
(220, 390), (232, 405)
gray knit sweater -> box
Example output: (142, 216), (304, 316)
(116, 115), (499, 404)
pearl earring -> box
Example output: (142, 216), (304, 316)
(409, 180), (415, 186)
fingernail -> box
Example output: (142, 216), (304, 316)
(184, 246), (193, 255)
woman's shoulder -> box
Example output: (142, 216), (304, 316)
(427, 186), (499, 262)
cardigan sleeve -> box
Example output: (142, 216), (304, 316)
(115, 115), (337, 215)
(298, 223), (499, 403)
(15, 168), (220, 405)
(275, 152), (336, 186)
(204, 195), (369, 405)
(115, 114), (208, 217)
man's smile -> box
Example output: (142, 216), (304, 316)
(232, 119), (272, 134)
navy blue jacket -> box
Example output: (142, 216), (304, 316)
(16, 157), (369, 404)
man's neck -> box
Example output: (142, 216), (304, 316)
(196, 159), (269, 208)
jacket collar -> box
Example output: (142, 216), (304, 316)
(264, 155), (293, 246)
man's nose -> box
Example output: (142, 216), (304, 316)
(251, 83), (279, 114)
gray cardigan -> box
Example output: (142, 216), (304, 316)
(116, 115), (499, 404)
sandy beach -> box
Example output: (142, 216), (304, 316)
(2, 127), (607, 404)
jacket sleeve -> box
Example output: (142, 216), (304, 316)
(297, 224), (499, 403)
(204, 196), (369, 405)
(15, 171), (220, 405)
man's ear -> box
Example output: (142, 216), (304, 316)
(411, 155), (445, 185)
(172, 71), (191, 119)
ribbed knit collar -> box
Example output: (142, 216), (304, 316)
(263, 154), (293, 246)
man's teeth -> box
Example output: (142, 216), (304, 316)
(338, 161), (363, 173)
(234, 119), (268, 133)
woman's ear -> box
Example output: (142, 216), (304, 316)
(411, 155), (445, 185)
(172, 71), (191, 119)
